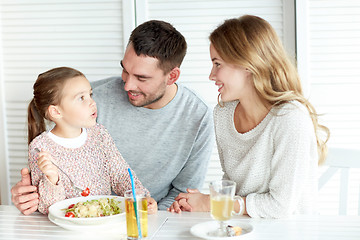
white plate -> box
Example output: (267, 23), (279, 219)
(190, 221), (253, 240)
(48, 195), (125, 225)
(48, 212), (126, 232)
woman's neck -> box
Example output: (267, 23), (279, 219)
(233, 95), (271, 133)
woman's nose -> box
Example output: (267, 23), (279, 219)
(209, 70), (215, 81)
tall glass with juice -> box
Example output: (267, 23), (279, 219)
(209, 180), (243, 237)
(125, 189), (148, 239)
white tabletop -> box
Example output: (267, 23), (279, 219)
(1, 205), (360, 240)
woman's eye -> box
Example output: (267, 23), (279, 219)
(80, 96), (85, 101)
(214, 62), (220, 67)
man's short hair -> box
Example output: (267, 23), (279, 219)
(129, 20), (187, 74)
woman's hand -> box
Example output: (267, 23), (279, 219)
(147, 197), (158, 214)
(168, 188), (211, 213)
(37, 150), (59, 185)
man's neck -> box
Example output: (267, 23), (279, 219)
(144, 84), (178, 109)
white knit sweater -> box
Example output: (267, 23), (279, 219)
(214, 100), (318, 218)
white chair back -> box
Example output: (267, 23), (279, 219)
(318, 148), (360, 215)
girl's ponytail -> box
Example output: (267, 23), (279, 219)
(27, 98), (46, 144)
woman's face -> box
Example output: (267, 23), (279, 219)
(209, 44), (253, 102)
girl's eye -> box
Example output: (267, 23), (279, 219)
(214, 62), (220, 67)
(80, 96), (85, 101)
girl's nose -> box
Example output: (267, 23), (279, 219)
(90, 98), (96, 107)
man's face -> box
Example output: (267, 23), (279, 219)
(121, 44), (169, 109)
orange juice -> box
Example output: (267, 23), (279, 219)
(125, 198), (148, 239)
(210, 196), (234, 221)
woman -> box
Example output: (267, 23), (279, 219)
(168, 15), (329, 218)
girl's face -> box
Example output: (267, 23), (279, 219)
(54, 76), (97, 133)
(209, 44), (253, 102)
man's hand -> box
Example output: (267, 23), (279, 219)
(167, 188), (210, 213)
(11, 168), (39, 215)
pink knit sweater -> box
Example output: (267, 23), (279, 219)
(28, 123), (148, 214)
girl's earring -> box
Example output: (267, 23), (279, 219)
(217, 93), (224, 108)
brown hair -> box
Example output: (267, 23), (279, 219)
(129, 20), (187, 74)
(210, 15), (330, 164)
(27, 67), (85, 144)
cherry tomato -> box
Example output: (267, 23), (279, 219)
(65, 212), (75, 218)
(68, 204), (75, 209)
(81, 187), (90, 197)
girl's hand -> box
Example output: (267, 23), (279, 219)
(147, 197), (158, 214)
(36, 150), (59, 185)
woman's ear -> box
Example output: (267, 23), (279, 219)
(48, 105), (62, 120)
(167, 67), (180, 85)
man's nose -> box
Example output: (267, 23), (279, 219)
(123, 76), (137, 92)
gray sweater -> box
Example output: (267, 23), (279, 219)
(92, 77), (214, 209)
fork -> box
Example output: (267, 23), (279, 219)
(34, 148), (85, 194)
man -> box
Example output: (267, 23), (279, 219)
(11, 20), (214, 213)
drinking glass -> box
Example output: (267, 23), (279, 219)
(125, 189), (148, 239)
(209, 180), (244, 237)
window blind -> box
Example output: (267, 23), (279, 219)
(308, 0), (360, 149)
(307, 0), (360, 215)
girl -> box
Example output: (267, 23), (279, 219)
(28, 67), (157, 214)
(169, 15), (330, 218)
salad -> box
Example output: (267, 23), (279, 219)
(64, 198), (123, 218)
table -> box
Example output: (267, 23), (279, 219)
(1, 205), (360, 239)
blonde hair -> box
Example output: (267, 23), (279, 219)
(210, 15), (330, 164)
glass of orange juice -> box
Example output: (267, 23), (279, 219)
(209, 180), (244, 237)
(125, 189), (148, 239)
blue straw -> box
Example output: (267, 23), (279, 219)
(128, 168), (142, 239)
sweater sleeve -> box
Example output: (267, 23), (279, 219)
(98, 125), (150, 197)
(245, 106), (317, 218)
(28, 145), (66, 214)
(214, 105), (229, 181)
(157, 109), (215, 210)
